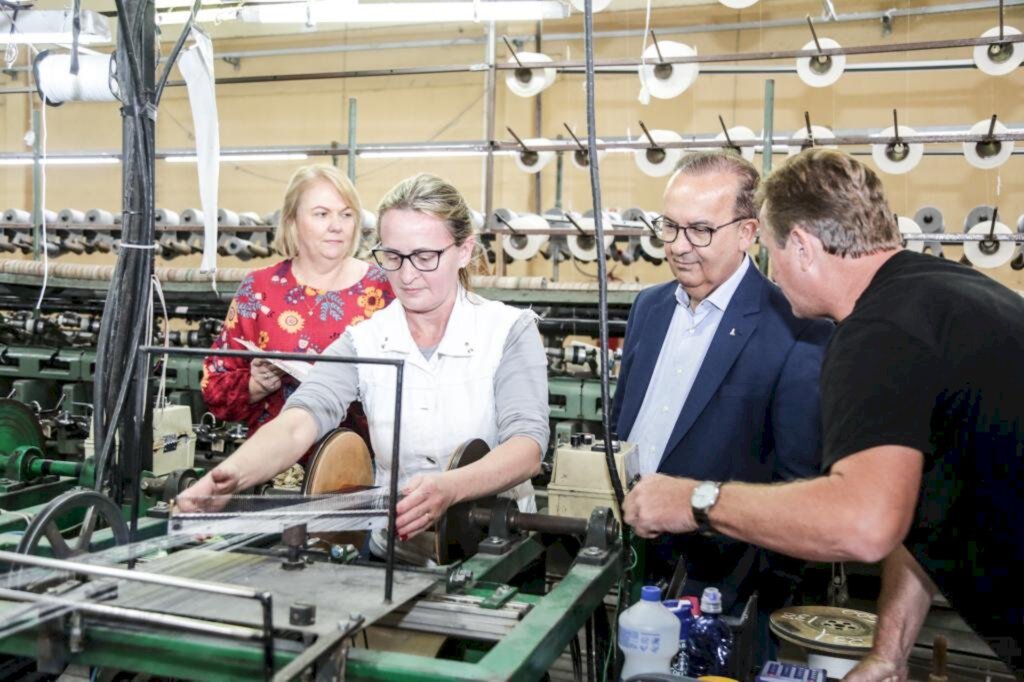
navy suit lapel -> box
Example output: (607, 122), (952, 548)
(618, 285), (678, 437)
(658, 265), (765, 469)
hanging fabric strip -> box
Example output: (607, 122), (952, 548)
(177, 28), (220, 274)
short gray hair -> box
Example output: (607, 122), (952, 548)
(669, 150), (760, 219)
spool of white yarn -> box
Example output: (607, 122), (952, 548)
(633, 129), (684, 177)
(35, 51), (120, 106)
(263, 210), (281, 226)
(622, 208), (665, 261)
(502, 214), (549, 261)
(787, 126), (837, 156)
(217, 208), (240, 227)
(565, 215), (615, 262)
(504, 53), (556, 98)
(3, 209), (30, 223)
(719, 0), (758, 7)
(570, 140), (607, 171)
(638, 41), (700, 100)
(181, 208), (205, 225)
(58, 208), (87, 224)
(239, 212), (262, 226)
(469, 210), (486, 231)
(897, 216), (925, 254)
(963, 118), (1015, 170)
(154, 209), (180, 226)
(973, 26), (1024, 76)
(85, 209), (115, 225)
(964, 221), (1015, 268)
(360, 209), (377, 231)
(513, 138), (556, 174)
(871, 126), (924, 175)
(715, 126), (757, 163)
(796, 38), (846, 88)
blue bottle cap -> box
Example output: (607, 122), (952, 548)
(641, 585), (662, 602)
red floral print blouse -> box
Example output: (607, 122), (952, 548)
(201, 260), (395, 440)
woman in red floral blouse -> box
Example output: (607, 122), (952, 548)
(202, 165), (395, 441)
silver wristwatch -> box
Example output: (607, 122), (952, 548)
(691, 481), (722, 535)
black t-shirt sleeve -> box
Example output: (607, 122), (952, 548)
(821, 318), (940, 471)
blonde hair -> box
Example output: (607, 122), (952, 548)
(272, 165), (363, 259)
(376, 173), (478, 290)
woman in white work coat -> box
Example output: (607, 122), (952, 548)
(178, 173), (549, 564)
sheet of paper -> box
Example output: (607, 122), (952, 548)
(234, 337), (314, 381)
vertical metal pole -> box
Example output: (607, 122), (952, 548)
(483, 23), (504, 276)
(532, 23), (543, 217)
(384, 362), (404, 604)
(758, 79), (775, 275)
(552, 140), (564, 282)
(31, 109), (42, 261)
(347, 97), (358, 182)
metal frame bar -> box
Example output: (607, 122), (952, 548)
(0, 127), (1021, 165)
(0, 548), (276, 680)
(136, 345), (405, 605)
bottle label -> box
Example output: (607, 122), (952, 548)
(620, 628), (663, 654)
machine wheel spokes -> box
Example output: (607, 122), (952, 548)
(16, 488), (130, 558)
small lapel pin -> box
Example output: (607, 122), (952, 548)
(729, 328), (736, 336)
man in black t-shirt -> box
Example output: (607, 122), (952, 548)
(623, 148), (1024, 679)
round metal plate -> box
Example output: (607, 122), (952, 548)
(435, 438), (493, 565)
(769, 605), (876, 655)
(0, 399), (45, 455)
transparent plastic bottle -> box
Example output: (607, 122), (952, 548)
(663, 598), (697, 676)
(618, 586), (680, 680)
(686, 587), (735, 677)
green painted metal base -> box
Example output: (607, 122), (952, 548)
(0, 534), (621, 681)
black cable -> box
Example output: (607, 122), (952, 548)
(582, 0), (625, 511)
(154, 0), (202, 105)
(569, 634), (583, 682)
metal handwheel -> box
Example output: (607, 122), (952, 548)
(16, 488), (130, 557)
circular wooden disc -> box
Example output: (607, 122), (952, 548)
(302, 428), (374, 495)
(302, 428), (374, 548)
(435, 438), (493, 565)
(769, 606), (876, 655)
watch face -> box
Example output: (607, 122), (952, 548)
(693, 482), (719, 509)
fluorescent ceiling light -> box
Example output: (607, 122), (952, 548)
(359, 149), (514, 158)
(238, 1), (569, 25)
(0, 9), (112, 45)
(165, 153), (310, 163)
(0, 157), (119, 166)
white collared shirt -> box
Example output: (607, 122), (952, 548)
(628, 256), (751, 473)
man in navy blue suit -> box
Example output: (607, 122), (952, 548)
(611, 151), (833, 645)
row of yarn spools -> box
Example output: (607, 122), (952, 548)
(505, 25), (1021, 100)
(484, 207), (1024, 270)
(0, 207), (295, 260)
(1, 205), (1020, 269)
(513, 118), (1017, 178)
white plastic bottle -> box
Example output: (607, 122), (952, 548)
(618, 585), (680, 680)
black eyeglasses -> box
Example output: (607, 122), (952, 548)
(371, 243), (456, 272)
(651, 215), (755, 247)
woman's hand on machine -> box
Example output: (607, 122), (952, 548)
(173, 465), (240, 513)
(395, 474), (458, 541)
